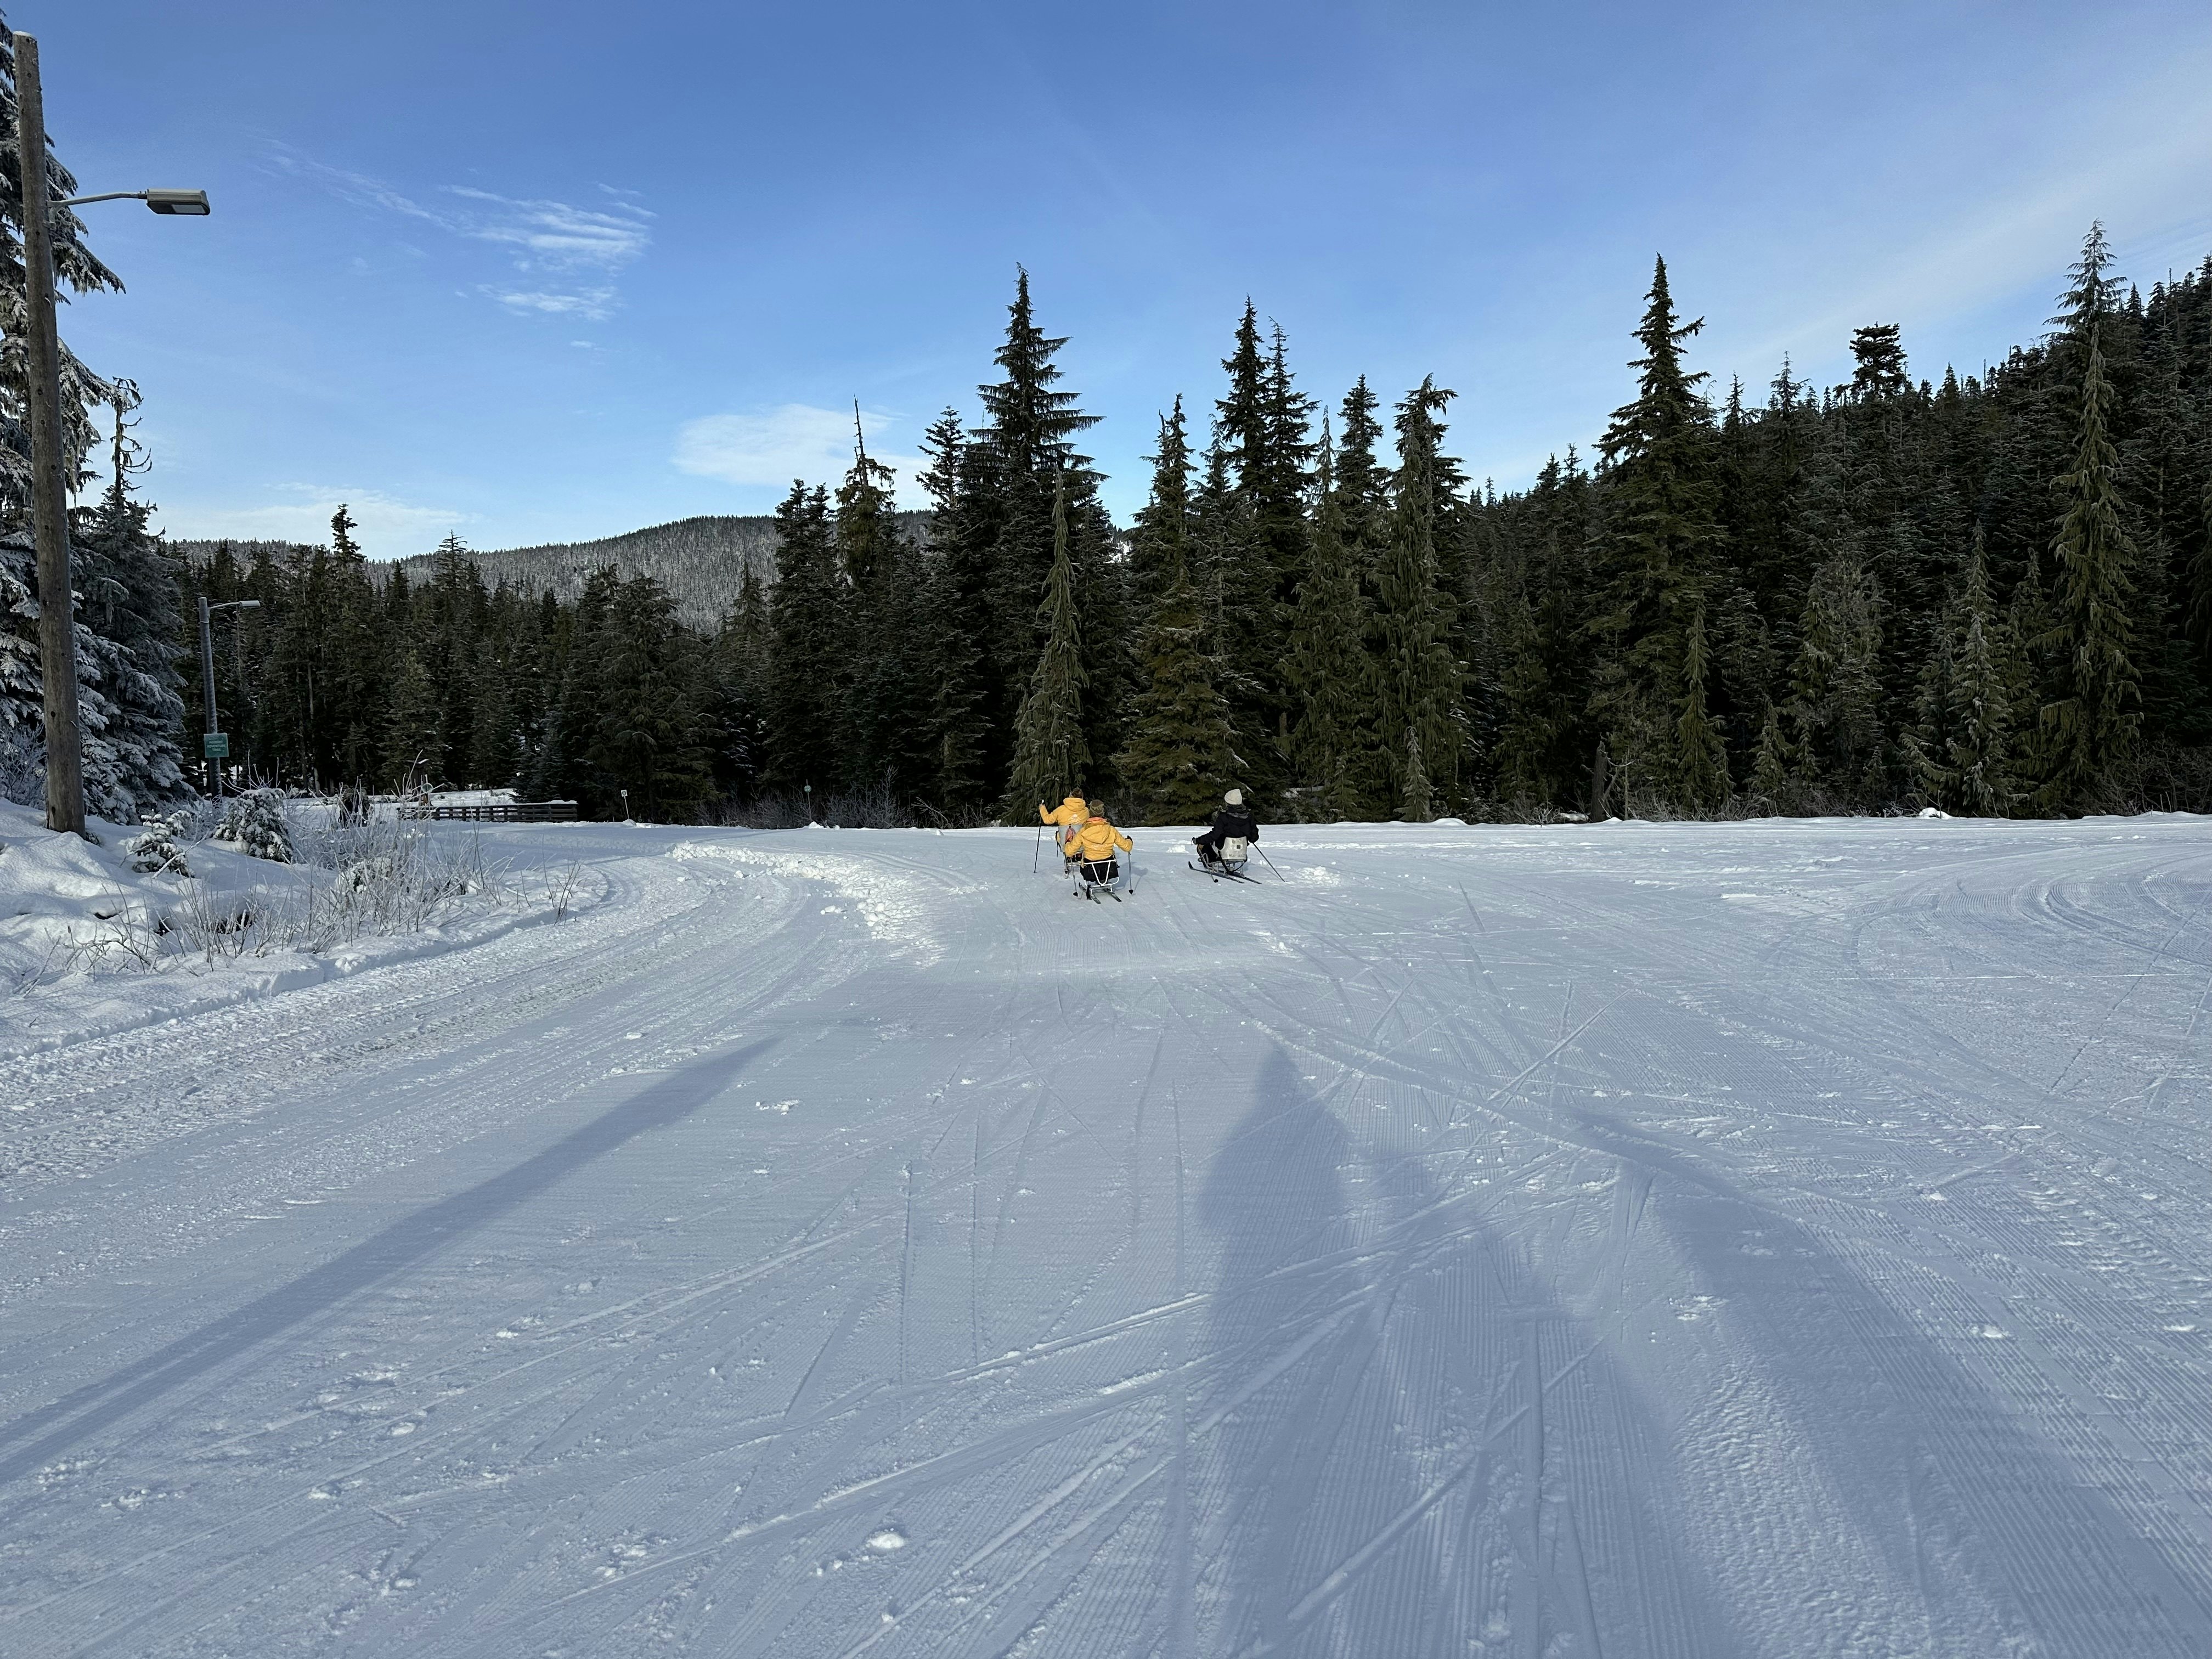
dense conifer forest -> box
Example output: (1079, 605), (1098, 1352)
(7, 214), (2210, 826)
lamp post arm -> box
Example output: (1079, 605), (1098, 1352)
(57, 190), (146, 208)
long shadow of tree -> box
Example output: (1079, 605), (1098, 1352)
(1195, 1049), (1748, 1658)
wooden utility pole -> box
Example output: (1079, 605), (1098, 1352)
(14, 32), (86, 837)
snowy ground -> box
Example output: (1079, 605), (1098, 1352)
(2, 815), (2209, 1657)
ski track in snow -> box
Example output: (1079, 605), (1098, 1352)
(2, 816), (2210, 1656)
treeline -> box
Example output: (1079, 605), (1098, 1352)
(11, 221), (2212, 829)
(182, 520), (752, 821)
(756, 232), (2212, 823)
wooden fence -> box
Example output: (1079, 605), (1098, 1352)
(398, 800), (580, 823)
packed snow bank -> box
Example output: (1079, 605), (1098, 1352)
(0, 800), (602, 1057)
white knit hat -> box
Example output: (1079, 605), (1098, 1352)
(1224, 788), (1243, 806)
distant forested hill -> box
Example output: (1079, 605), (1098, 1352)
(390, 515), (935, 627)
(172, 512), (930, 629)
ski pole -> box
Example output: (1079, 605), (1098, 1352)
(1256, 846), (1285, 882)
(1032, 821), (1042, 874)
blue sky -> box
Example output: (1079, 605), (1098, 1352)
(31, 1), (2212, 558)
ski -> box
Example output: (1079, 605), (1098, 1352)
(1189, 861), (1260, 883)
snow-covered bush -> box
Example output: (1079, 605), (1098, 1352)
(126, 814), (192, 877)
(340, 853), (398, 890)
(295, 816), (502, 944)
(213, 789), (292, 863)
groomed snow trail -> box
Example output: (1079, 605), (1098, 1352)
(3, 817), (2210, 1657)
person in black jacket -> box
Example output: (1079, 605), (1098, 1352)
(1194, 788), (1259, 867)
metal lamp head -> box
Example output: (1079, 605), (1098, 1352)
(144, 188), (210, 216)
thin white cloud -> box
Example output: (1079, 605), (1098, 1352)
(270, 153), (445, 226)
(444, 186), (652, 272)
(488, 286), (618, 319)
(271, 149), (650, 320)
(674, 405), (930, 507)
(153, 486), (474, 561)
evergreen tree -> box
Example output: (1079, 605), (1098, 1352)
(417, 534), (487, 782)
(0, 32), (123, 521)
(1375, 379), (1464, 811)
(1487, 548), (1551, 806)
(1004, 473), (1088, 815)
(0, 529), (40, 791)
(464, 624), (517, 786)
(2118, 311), (2205, 742)
(1197, 304), (1316, 775)
(2193, 469), (2212, 676)
(1126, 398), (1193, 616)
(1187, 416), (1273, 781)
(914, 407), (996, 809)
(539, 566), (621, 808)
(1848, 324), (1909, 400)
(1787, 551), (1885, 805)
(1477, 449), (1601, 807)
(381, 647), (441, 789)
(1675, 589), (1729, 807)
(1256, 317), (1318, 603)
(1750, 703), (1791, 805)
(1215, 303), (1269, 506)
(977, 268), (1106, 764)
(729, 560), (769, 707)
(583, 575), (710, 820)
(70, 394), (188, 814)
(1116, 535), (1242, 824)
(834, 408), (927, 794)
(1588, 256), (1730, 811)
(2001, 544), (2052, 783)
(323, 506), (386, 785)
(2050, 222), (2126, 353)
(1400, 726), (1432, 823)
(698, 617), (763, 804)
(2034, 322), (2141, 811)
(1332, 376), (1391, 574)
(763, 481), (840, 792)
(1284, 426), (1375, 819)
(1945, 532), (2016, 815)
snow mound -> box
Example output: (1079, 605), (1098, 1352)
(2, 800), (207, 992)
(670, 838), (966, 964)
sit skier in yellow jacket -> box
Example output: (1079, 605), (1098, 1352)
(1039, 792), (1089, 855)
(1063, 802), (1133, 894)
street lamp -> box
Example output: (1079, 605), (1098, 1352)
(197, 597), (259, 798)
(14, 30), (211, 837)
(58, 188), (212, 216)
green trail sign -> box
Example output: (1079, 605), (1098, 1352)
(202, 731), (229, 758)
